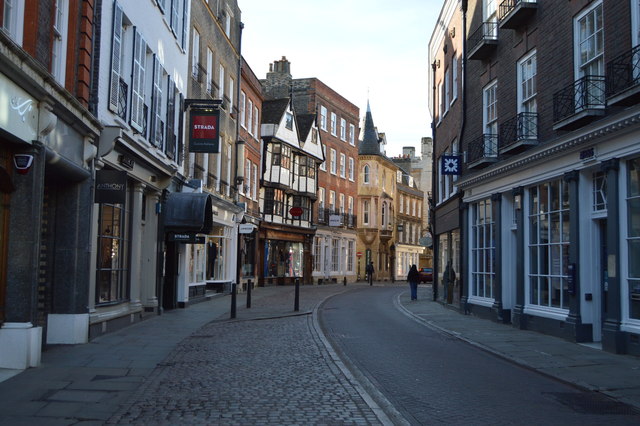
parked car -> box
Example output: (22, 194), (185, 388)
(418, 267), (433, 283)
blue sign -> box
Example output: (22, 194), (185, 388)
(441, 155), (461, 175)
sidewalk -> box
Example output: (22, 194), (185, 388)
(399, 284), (640, 411)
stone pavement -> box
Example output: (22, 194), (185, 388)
(399, 284), (640, 412)
(0, 281), (639, 425)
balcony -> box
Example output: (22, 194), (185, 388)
(468, 134), (499, 169)
(498, 0), (537, 30)
(499, 112), (538, 154)
(553, 75), (606, 130)
(606, 44), (640, 106)
(468, 21), (498, 61)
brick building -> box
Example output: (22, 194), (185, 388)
(434, 0), (640, 355)
(262, 57), (360, 284)
(0, 0), (101, 367)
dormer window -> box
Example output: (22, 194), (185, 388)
(285, 112), (293, 130)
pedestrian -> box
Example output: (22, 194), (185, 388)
(407, 264), (419, 300)
(366, 261), (374, 286)
(443, 261), (456, 304)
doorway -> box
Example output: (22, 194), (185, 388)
(598, 218), (608, 341)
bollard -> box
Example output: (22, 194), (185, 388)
(246, 279), (252, 309)
(230, 282), (237, 319)
(343, 276), (347, 286)
(294, 278), (300, 312)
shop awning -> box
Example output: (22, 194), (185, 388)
(164, 192), (213, 234)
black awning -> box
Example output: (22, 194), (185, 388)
(164, 192), (213, 234)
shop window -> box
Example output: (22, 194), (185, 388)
(471, 199), (494, 299)
(528, 179), (570, 309)
(264, 240), (303, 278)
(627, 158), (640, 319)
(593, 171), (607, 212)
(96, 202), (129, 304)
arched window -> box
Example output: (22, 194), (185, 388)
(363, 200), (370, 225)
(363, 164), (370, 183)
(381, 202), (386, 228)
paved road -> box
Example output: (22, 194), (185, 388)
(319, 286), (640, 425)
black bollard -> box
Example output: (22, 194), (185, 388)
(246, 279), (252, 309)
(230, 283), (237, 319)
(294, 278), (300, 312)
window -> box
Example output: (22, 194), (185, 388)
(471, 199), (494, 299)
(593, 171), (607, 212)
(51, 0), (68, 84)
(2, 0), (24, 44)
(165, 77), (178, 159)
(320, 145), (326, 171)
(272, 144), (291, 169)
(244, 159), (251, 196)
(485, 0), (497, 37)
(96, 201), (129, 304)
(240, 91), (246, 128)
(330, 149), (337, 174)
(348, 157), (354, 181)
(108, 3), (124, 114)
(400, 195), (404, 213)
(347, 241), (354, 272)
(224, 9), (231, 37)
(252, 164), (258, 200)
(191, 28), (200, 79)
(247, 99), (253, 135)
(253, 105), (259, 138)
(331, 112), (337, 136)
(314, 237), (322, 272)
(339, 153), (346, 178)
(130, 29), (147, 132)
(438, 81), (444, 121)
(339, 193), (345, 213)
(332, 239), (339, 272)
(444, 67), (450, 112)
(264, 187), (285, 216)
(329, 190), (335, 211)
(483, 80), (498, 156)
(381, 202), (387, 228)
(528, 179), (570, 309)
(627, 158), (640, 319)
(349, 124), (355, 145)
(151, 56), (165, 147)
(218, 64), (225, 101)
(452, 54), (458, 103)
(340, 118), (347, 141)
(574, 2), (605, 107)
(206, 48), (213, 94)
(229, 77), (234, 112)
(320, 105), (327, 131)
(518, 51), (537, 140)
(363, 200), (370, 225)
(318, 187), (325, 209)
(285, 112), (293, 130)
(348, 196), (353, 215)
(170, 0), (182, 36)
(363, 164), (370, 183)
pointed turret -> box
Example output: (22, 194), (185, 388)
(358, 101), (381, 155)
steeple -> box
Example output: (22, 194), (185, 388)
(358, 100), (380, 155)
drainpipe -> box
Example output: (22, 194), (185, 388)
(431, 59), (438, 302)
(458, 0), (468, 305)
(234, 21), (245, 296)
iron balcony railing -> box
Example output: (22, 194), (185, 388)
(500, 112), (538, 150)
(553, 75), (606, 123)
(117, 78), (128, 120)
(468, 134), (499, 164)
(498, 0), (537, 21)
(469, 21), (498, 53)
(606, 44), (640, 98)
(317, 207), (327, 224)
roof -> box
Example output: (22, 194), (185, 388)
(296, 114), (315, 141)
(358, 101), (381, 155)
(261, 98), (290, 124)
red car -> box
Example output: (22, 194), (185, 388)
(419, 267), (433, 283)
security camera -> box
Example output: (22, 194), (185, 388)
(14, 154), (34, 175)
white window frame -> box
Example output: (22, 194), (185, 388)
(349, 123), (355, 145)
(240, 90), (246, 128)
(348, 157), (354, 181)
(574, 1), (604, 80)
(363, 200), (370, 225)
(253, 105), (259, 138)
(247, 99), (253, 135)
(339, 193), (345, 213)
(51, 0), (69, 85)
(2, 0), (25, 45)
(363, 164), (370, 184)
(452, 54), (458, 103)
(340, 118), (347, 141)
(329, 190), (335, 211)
(229, 77), (234, 112)
(218, 64), (225, 101)
(318, 187), (325, 209)
(320, 105), (327, 131)
(330, 112), (337, 136)
(444, 67), (450, 113)
(252, 164), (258, 200)
(320, 145), (327, 171)
(191, 28), (200, 79)
(339, 153), (346, 178)
(483, 80), (498, 156)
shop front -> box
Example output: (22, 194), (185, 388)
(258, 225), (314, 286)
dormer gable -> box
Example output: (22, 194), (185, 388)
(260, 98), (301, 149)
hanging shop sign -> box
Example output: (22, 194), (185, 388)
(289, 207), (304, 217)
(441, 154), (462, 175)
(189, 109), (220, 153)
(94, 170), (127, 204)
(239, 224), (256, 234)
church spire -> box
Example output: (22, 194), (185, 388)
(359, 100), (380, 155)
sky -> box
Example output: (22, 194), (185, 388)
(237, 0), (440, 158)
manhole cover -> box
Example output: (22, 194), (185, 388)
(546, 392), (640, 415)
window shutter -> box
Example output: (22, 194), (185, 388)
(108, 2), (124, 113)
(165, 76), (176, 159)
(130, 28), (146, 132)
(151, 55), (164, 147)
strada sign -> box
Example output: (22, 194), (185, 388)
(189, 110), (220, 153)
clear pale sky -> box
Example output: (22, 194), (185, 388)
(238, 0), (439, 157)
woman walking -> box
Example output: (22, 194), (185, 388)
(407, 264), (419, 301)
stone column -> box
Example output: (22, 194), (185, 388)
(601, 159), (626, 353)
(128, 182), (145, 309)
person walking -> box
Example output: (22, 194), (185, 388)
(407, 264), (419, 301)
(366, 261), (374, 286)
(443, 261), (456, 304)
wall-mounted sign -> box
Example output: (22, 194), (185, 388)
(168, 232), (206, 244)
(329, 214), (342, 227)
(189, 109), (220, 153)
(95, 170), (127, 204)
(239, 224), (256, 234)
(0, 73), (38, 143)
(289, 207), (304, 217)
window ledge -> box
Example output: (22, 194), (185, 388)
(523, 305), (569, 321)
(467, 296), (494, 307)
